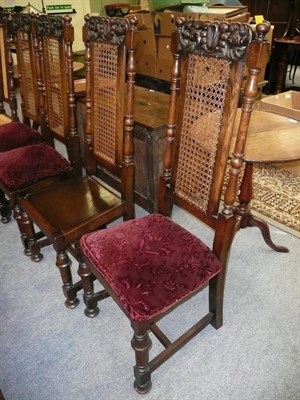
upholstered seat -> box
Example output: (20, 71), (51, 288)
(81, 213), (222, 322)
(0, 142), (71, 190)
(0, 122), (42, 152)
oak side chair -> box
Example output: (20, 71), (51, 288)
(0, 10), (18, 123)
(19, 15), (138, 310)
(79, 19), (271, 393)
(0, 13), (42, 222)
(0, 15), (81, 245)
(12, 12), (41, 130)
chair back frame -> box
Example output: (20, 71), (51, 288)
(83, 15), (138, 210)
(0, 11), (18, 121)
(36, 14), (81, 175)
(11, 13), (40, 128)
(159, 19), (271, 263)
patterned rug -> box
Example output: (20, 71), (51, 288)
(224, 164), (300, 237)
(251, 165), (300, 237)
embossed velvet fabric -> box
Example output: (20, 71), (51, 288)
(80, 213), (223, 322)
(0, 122), (42, 152)
(0, 142), (71, 190)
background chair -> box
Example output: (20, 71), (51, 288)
(19, 15), (138, 310)
(0, 15), (81, 245)
(0, 13), (46, 150)
(0, 10), (18, 124)
(12, 12), (41, 130)
(80, 19), (271, 393)
(0, 13), (42, 222)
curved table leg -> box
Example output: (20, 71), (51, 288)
(237, 162), (289, 253)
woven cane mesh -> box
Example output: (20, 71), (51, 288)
(43, 37), (65, 138)
(175, 54), (230, 213)
(16, 31), (37, 117)
(92, 42), (119, 164)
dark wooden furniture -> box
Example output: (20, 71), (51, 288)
(12, 13), (40, 129)
(0, 13), (45, 223)
(241, 0), (299, 94)
(0, 15), (80, 246)
(80, 19), (270, 394)
(241, 0), (293, 40)
(0, 11), (18, 121)
(77, 86), (169, 212)
(231, 109), (300, 252)
(20, 16), (138, 311)
(133, 87), (169, 211)
(268, 36), (300, 94)
(262, 0), (300, 93)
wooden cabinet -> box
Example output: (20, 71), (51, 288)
(241, 0), (293, 40)
(77, 86), (169, 213)
(98, 87), (169, 212)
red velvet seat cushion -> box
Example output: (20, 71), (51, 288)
(0, 122), (42, 152)
(80, 213), (223, 322)
(0, 142), (71, 190)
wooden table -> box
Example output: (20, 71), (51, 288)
(268, 36), (300, 94)
(231, 109), (300, 252)
(77, 86), (169, 212)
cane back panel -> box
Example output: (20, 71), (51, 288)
(37, 15), (70, 141)
(91, 41), (125, 167)
(42, 36), (68, 139)
(12, 14), (39, 122)
(175, 54), (231, 214)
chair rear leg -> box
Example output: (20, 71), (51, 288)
(209, 272), (225, 330)
(131, 321), (152, 394)
(56, 250), (80, 309)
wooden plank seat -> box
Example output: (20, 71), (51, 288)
(19, 15), (138, 310)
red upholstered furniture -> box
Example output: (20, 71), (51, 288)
(0, 122), (41, 152)
(0, 15), (81, 251)
(19, 16), (138, 309)
(0, 122), (42, 222)
(0, 13), (45, 222)
(80, 19), (271, 393)
(0, 11), (18, 122)
(81, 213), (223, 322)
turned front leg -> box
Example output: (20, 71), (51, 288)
(56, 250), (79, 309)
(131, 321), (152, 394)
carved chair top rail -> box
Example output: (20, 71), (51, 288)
(174, 18), (255, 61)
